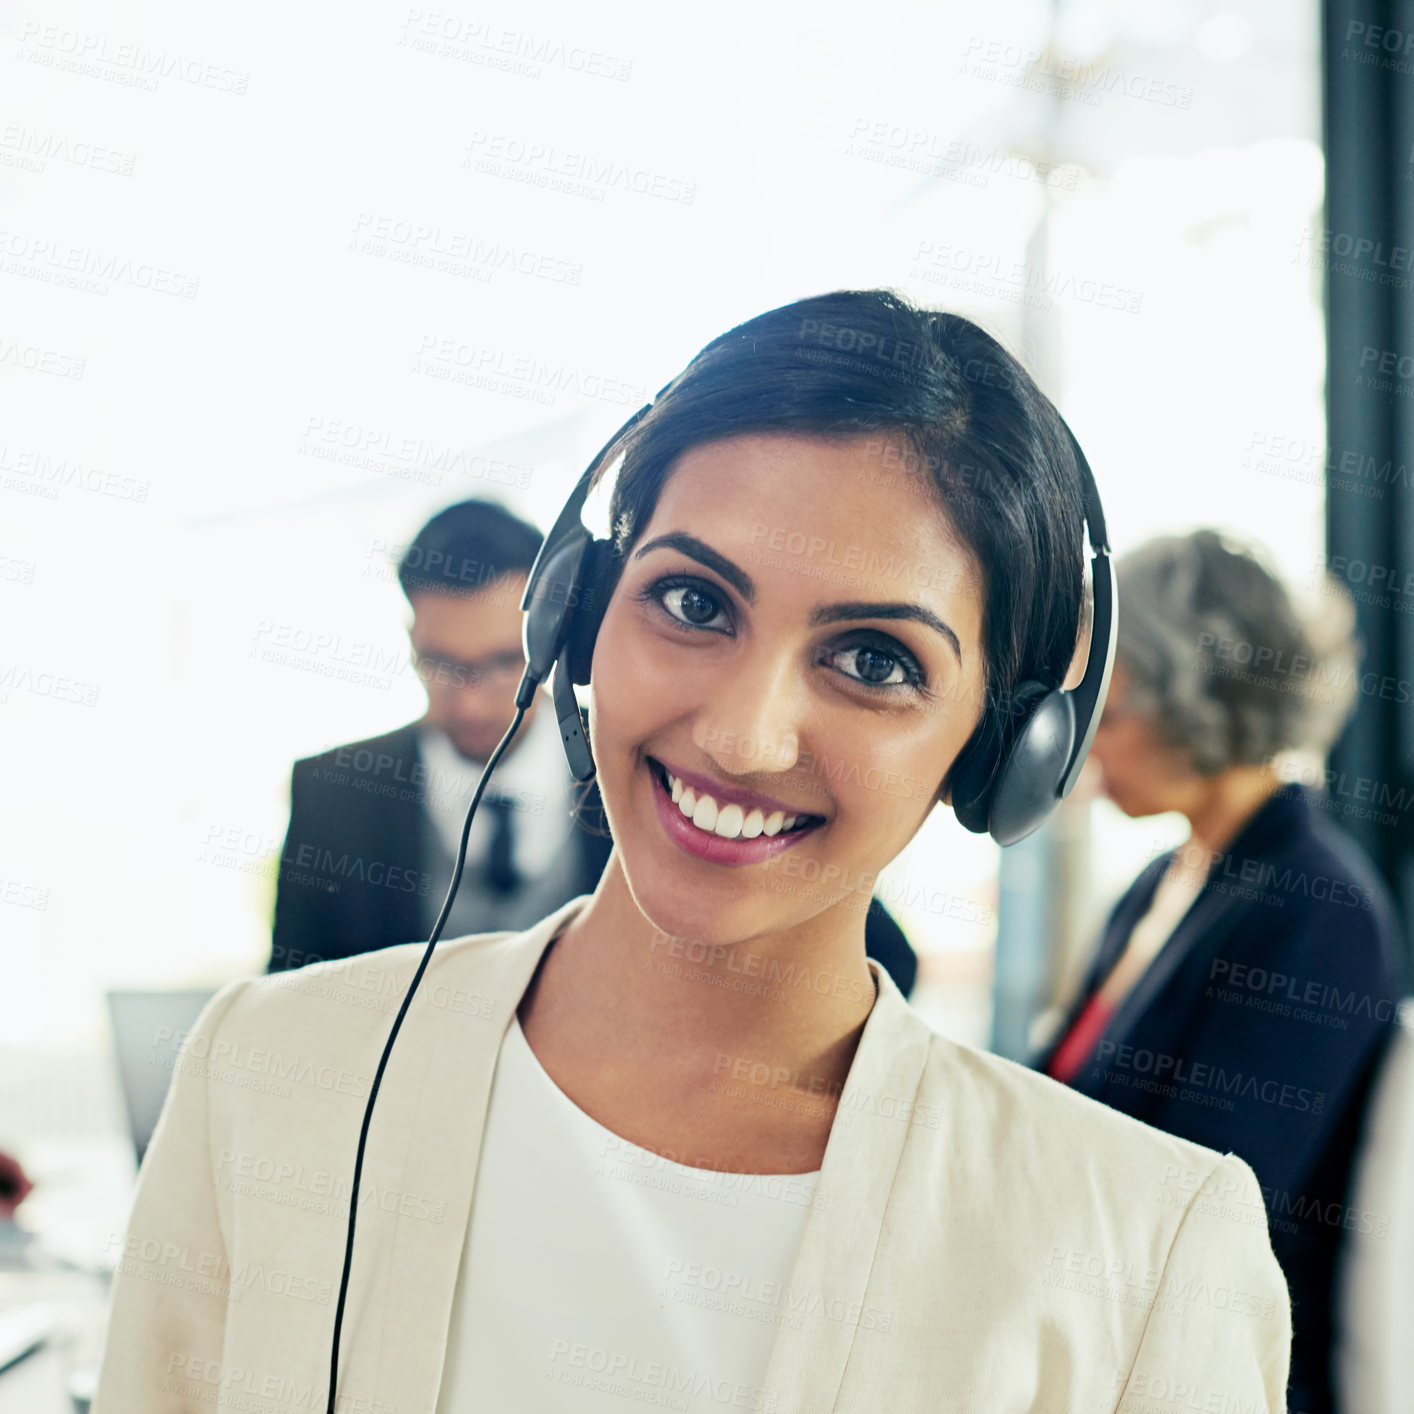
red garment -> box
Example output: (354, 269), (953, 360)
(1046, 994), (1115, 1085)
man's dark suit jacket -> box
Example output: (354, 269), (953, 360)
(270, 722), (919, 996)
(1032, 783), (1405, 1414)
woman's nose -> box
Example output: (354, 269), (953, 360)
(691, 644), (804, 776)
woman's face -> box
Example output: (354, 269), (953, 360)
(1087, 661), (1199, 817)
(588, 431), (989, 946)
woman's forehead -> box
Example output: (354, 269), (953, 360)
(652, 432), (973, 559)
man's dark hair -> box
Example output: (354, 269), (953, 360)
(396, 499), (543, 600)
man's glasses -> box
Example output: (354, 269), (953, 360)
(411, 647), (526, 693)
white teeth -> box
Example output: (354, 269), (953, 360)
(661, 765), (809, 840)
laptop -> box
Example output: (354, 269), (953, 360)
(105, 991), (218, 1166)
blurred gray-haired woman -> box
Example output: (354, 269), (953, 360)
(1033, 528), (1405, 1414)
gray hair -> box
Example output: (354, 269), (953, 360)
(1115, 529), (1335, 775)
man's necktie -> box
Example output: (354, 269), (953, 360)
(483, 795), (521, 895)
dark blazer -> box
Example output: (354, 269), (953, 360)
(269, 721), (919, 996)
(1032, 783), (1405, 1414)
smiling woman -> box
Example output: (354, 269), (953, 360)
(93, 291), (1291, 1414)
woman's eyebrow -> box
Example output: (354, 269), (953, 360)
(633, 533), (756, 602)
(633, 531), (963, 663)
(810, 602), (962, 664)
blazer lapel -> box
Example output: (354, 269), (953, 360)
(355, 894), (589, 1407)
(1077, 786), (1308, 1096)
(758, 963), (931, 1413)
(1081, 882), (1248, 1104)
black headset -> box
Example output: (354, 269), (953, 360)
(325, 380), (1116, 1410)
(515, 396), (1116, 848)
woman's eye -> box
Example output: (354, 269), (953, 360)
(821, 640), (922, 691)
(656, 580), (729, 631)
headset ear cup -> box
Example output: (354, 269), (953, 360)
(566, 540), (617, 686)
(945, 712), (1003, 835)
(989, 688), (1078, 846)
(945, 680), (1054, 837)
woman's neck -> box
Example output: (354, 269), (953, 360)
(515, 856), (878, 1172)
(1181, 764), (1285, 859)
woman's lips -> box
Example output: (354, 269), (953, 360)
(647, 758), (822, 867)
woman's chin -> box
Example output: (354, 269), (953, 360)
(629, 877), (749, 947)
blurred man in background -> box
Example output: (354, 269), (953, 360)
(269, 500), (597, 971)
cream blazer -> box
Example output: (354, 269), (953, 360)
(93, 894), (1291, 1412)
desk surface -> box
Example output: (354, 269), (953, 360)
(0, 1136), (134, 1414)
(0, 1342), (75, 1414)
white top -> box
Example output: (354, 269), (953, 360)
(436, 1016), (821, 1412)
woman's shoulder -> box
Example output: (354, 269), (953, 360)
(211, 927), (526, 1041)
(917, 1025), (1243, 1197)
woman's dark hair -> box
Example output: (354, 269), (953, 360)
(586, 288), (1090, 803)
